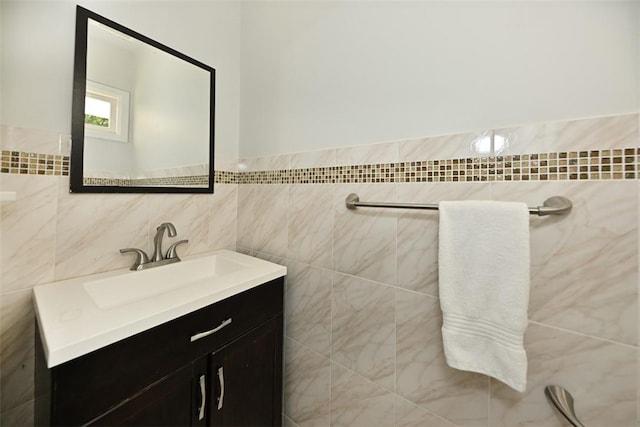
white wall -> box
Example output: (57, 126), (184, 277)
(0, 0), (241, 169)
(4, 1), (635, 163)
(239, 1), (640, 157)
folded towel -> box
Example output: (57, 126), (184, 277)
(438, 200), (530, 392)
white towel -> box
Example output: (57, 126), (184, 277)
(438, 200), (530, 392)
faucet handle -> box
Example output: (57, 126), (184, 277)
(120, 248), (150, 271)
(166, 240), (188, 260)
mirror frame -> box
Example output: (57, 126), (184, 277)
(70, 6), (215, 193)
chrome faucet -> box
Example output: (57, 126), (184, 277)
(152, 222), (177, 262)
(120, 222), (189, 271)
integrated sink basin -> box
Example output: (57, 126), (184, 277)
(33, 250), (286, 368)
(84, 251), (249, 309)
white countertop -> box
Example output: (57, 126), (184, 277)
(33, 250), (286, 368)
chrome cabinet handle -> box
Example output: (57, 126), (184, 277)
(198, 374), (206, 421)
(190, 318), (233, 342)
(217, 367), (225, 410)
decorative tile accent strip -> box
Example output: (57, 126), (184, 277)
(130, 175), (209, 186)
(3, 148), (639, 184)
(1, 150), (69, 176)
(83, 177), (131, 186)
(239, 148), (640, 184)
(83, 175), (210, 187)
(214, 170), (237, 184)
(1, 151), (240, 185)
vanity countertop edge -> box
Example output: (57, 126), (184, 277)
(33, 249), (286, 368)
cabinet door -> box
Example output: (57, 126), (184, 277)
(88, 364), (193, 427)
(208, 316), (283, 427)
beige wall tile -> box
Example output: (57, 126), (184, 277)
(490, 323), (636, 427)
(288, 184), (333, 269)
(396, 289), (488, 427)
(336, 141), (398, 166)
(284, 415), (299, 427)
(289, 149), (336, 169)
(0, 398), (34, 427)
(235, 246), (255, 257)
(331, 363), (395, 427)
(1, 175), (57, 293)
(0, 125), (69, 156)
(492, 181), (638, 345)
(54, 193), (149, 280)
(0, 290), (35, 414)
(262, 154), (291, 171)
(395, 396), (458, 427)
(237, 184), (258, 249)
(238, 154), (290, 172)
(284, 339), (330, 427)
(399, 131), (490, 162)
(148, 194), (211, 256)
(237, 184), (288, 258)
(333, 183), (396, 284)
(253, 251), (288, 267)
(285, 262), (332, 356)
(332, 272), (395, 389)
(210, 183), (238, 250)
(497, 114), (638, 155)
(251, 184), (289, 258)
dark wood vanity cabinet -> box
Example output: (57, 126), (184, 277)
(87, 363), (195, 427)
(35, 278), (284, 427)
(208, 316), (283, 426)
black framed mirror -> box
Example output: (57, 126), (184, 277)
(70, 6), (215, 193)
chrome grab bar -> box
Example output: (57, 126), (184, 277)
(345, 193), (572, 217)
(545, 385), (585, 427)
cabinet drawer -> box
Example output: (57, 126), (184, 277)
(44, 277), (283, 426)
(183, 278), (284, 357)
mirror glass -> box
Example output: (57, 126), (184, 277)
(70, 6), (215, 193)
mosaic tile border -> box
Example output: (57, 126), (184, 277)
(1, 150), (69, 176)
(240, 148), (640, 184)
(1, 151), (237, 186)
(214, 170), (237, 184)
(83, 175), (209, 187)
(3, 148), (639, 184)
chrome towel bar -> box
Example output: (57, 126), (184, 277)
(345, 193), (572, 217)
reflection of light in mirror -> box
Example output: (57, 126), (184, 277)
(494, 134), (506, 154)
(471, 135), (492, 154)
(470, 133), (506, 155)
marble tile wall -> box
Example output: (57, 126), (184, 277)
(0, 126), (238, 425)
(237, 113), (640, 427)
(2, 113), (639, 426)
